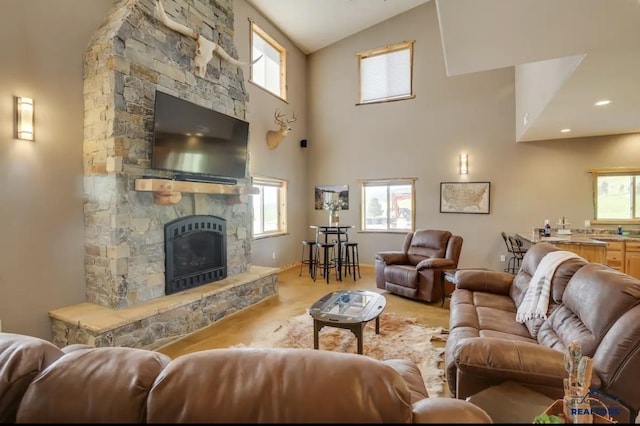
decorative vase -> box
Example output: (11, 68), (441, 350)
(329, 213), (339, 226)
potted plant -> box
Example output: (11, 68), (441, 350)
(323, 198), (346, 225)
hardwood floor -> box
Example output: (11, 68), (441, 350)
(157, 264), (451, 359)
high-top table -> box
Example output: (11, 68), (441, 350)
(310, 225), (354, 281)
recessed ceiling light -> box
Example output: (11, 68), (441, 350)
(595, 99), (612, 106)
(561, 128), (571, 133)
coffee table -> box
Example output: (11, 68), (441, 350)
(309, 289), (386, 355)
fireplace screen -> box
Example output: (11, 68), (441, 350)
(164, 215), (226, 295)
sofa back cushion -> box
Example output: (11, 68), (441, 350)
(147, 347), (414, 423)
(0, 333), (64, 423)
(17, 347), (171, 423)
(407, 230), (452, 265)
(510, 243), (588, 338)
(510, 243), (587, 308)
(537, 263), (640, 356)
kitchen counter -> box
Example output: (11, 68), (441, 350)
(516, 232), (607, 263)
(517, 232), (640, 245)
(516, 233), (607, 246)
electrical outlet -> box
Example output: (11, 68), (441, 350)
(500, 255), (506, 262)
(272, 252), (276, 260)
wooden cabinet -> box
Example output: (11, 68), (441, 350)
(605, 241), (625, 272)
(555, 243), (606, 264)
(625, 242), (640, 280)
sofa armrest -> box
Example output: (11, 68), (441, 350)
(452, 337), (601, 389)
(454, 270), (514, 295)
(375, 251), (408, 265)
(412, 398), (493, 423)
(416, 258), (456, 270)
(382, 359), (428, 402)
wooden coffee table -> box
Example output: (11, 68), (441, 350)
(309, 289), (386, 354)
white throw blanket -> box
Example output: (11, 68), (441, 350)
(515, 250), (585, 323)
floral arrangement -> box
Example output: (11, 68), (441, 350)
(323, 198), (347, 215)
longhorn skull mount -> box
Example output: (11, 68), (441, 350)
(154, 0), (261, 77)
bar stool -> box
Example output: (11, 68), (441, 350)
(299, 240), (317, 278)
(341, 241), (361, 281)
(314, 242), (337, 284)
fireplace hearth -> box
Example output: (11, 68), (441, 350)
(165, 215), (227, 295)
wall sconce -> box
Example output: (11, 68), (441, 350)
(459, 153), (468, 174)
(14, 96), (35, 141)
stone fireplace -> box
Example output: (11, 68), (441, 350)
(49, 0), (277, 349)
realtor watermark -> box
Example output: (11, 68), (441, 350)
(569, 389), (621, 417)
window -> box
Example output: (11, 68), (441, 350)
(252, 177), (287, 237)
(590, 168), (640, 223)
(360, 178), (416, 232)
(250, 21), (287, 100)
(357, 41), (415, 105)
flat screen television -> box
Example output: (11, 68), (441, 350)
(151, 91), (249, 183)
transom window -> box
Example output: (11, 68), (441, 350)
(590, 168), (640, 223)
(252, 177), (287, 238)
(250, 21), (287, 101)
(360, 178), (416, 232)
(357, 41), (415, 105)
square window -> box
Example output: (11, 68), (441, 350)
(358, 41), (414, 104)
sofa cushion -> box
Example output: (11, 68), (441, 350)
(476, 307), (531, 338)
(0, 333), (64, 423)
(472, 293), (516, 312)
(17, 347), (171, 423)
(537, 263), (640, 355)
(147, 348), (416, 423)
(384, 265), (418, 289)
(406, 230), (451, 264)
(508, 244), (588, 339)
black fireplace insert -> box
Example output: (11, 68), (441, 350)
(164, 215), (226, 295)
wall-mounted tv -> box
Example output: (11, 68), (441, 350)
(151, 91), (249, 183)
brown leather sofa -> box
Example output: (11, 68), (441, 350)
(376, 229), (463, 303)
(0, 332), (492, 423)
(444, 242), (640, 421)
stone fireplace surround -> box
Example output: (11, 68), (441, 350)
(49, 0), (277, 350)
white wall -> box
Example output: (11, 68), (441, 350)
(306, 1), (640, 270)
(0, 0), (113, 338)
(234, 0), (310, 267)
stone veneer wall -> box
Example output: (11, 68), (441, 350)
(51, 0), (277, 349)
(83, 0), (252, 309)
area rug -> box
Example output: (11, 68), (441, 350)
(236, 311), (448, 395)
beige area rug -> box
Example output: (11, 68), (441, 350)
(236, 311), (448, 395)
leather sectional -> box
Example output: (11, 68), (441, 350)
(445, 242), (640, 421)
(0, 332), (491, 423)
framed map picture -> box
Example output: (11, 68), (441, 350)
(440, 182), (490, 214)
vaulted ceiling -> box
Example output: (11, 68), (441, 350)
(246, 0), (640, 142)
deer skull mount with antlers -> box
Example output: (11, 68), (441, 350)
(266, 111), (297, 150)
(154, 0), (261, 78)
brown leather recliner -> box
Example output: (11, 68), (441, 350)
(0, 332), (492, 423)
(375, 229), (463, 303)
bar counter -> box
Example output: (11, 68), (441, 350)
(516, 232), (607, 263)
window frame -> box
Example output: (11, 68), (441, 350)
(249, 20), (288, 102)
(252, 176), (288, 239)
(359, 177), (416, 233)
(589, 167), (640, 224)
(357, 40), (416, 106)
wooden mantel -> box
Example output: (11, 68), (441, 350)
(135, 178), (259, 205)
